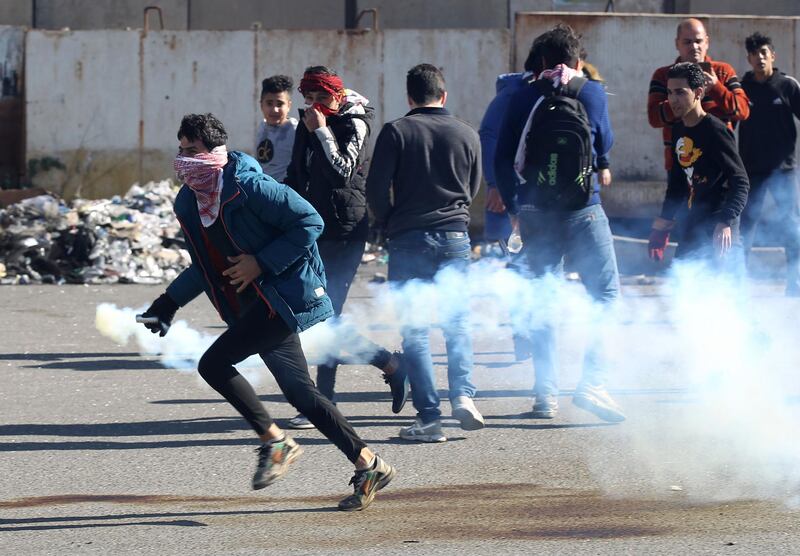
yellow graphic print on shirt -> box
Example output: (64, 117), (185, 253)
(675, 136), (703, 208)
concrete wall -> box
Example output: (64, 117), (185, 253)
(35, 0), (189, 30)
(0, 0), (32, 27)
(515, 12), (800, 216)
(688, 0), (800, 16)
(0, 26), (24, 187)
(6, 0), (800, 30)
(189, 0), (346, 30)
(356, 0), (508, 29)
(25, 28), (509, 198)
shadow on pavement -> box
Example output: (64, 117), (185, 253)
(0, 505), (337, 532)
(0, 352), (141, 361)
(22, 359), (174, 371)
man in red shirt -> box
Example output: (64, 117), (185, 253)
(648, 18), (749, 171)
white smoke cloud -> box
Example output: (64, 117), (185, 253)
(586, 259), (800, 505)
(95, 255), (800, 504)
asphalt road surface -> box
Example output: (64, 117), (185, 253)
(1, 266), (799, 555)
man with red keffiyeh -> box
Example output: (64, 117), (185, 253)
(139, 113), (395, 511)
(284, 66), (410, 430)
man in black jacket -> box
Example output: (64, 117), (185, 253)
(284, 66), (409, 428)
(367, 64), (484, 443)
(738, 32), (800, 296)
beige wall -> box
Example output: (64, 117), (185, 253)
(25, 28), (509, 198)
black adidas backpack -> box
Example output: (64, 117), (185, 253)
(519, 76), (594, 211)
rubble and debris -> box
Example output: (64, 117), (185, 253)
(0, 180), (190, 285)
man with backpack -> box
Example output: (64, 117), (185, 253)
(494, 25), (625, 422)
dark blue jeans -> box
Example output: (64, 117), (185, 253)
(315, 239), (392, 401)
(741, 169), (800, 289)
(388, 230), (477, 423)
(517, 203), (620, 396)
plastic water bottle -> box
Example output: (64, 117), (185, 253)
(507, 231), (523, 254)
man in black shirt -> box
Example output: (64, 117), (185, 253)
(367, 64), (484, 443)
(649, 62), (749, 270)
(739, 32), (800, 296)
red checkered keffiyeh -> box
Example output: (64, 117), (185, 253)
(174, 146), (228, 227)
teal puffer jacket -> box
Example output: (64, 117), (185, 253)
(167, 150), (334, 332)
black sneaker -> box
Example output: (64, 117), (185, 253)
(252, 436), (303, 490)
(384, 352), (410, 414)
(338, 456), (396, 511)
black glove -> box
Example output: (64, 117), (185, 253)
(141, 293), (179, 337)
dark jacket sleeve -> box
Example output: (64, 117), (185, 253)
(284, 120), (309, 196)
(166, 264), (205, 308)
(494, 90), (529, 215)
(479, 91), (514, 187)
(660, 155), (687, 221)
(788, 76), (800, 121)
(365, 123), (399, 232)
(580, 81), (614, 170)
(713, 126), (750, 226)
(470, 132), (483, 200)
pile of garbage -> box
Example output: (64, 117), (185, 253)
(0, 180), (190, 285)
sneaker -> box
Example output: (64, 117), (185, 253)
(287, 414), (314, 430)
(384, 352), (410, 414)
(252, 436), (303, 490)
(531, 394), (559, 419)
(399, 418), (447, 443)
(451, 395), (485, 431)
(338, 455), (396, 511)
(573, 385), (626, 423)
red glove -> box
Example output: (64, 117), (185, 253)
(648, 230), (670, 261)
(648, 217), (675, 262)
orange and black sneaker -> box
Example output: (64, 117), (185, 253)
(252, 435), (303, 490)
(337, 456), (395, 511)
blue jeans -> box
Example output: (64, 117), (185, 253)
(517, 203), (620, 396)
(388, 230), (476, 423)
(740, 169), (800, 289)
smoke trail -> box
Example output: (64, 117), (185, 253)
(95, 254), (800, 504)
(95, 303), (265, 383)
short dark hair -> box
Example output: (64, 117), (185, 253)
(523, 37), (543, 73)
(745, 31), (773, 54)
(406, 63), (446, 104)
(537, 24), (582, 70)
(667, 62), (706, 90)
(177, 113), (228, 150)
(304, 65), (338, 77)
(261, 75), (293, 98)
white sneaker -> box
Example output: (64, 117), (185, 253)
(399, 418), (447, 443)
(531, 394), (559, 419)
(573, 385), (626, 423)
(451, 396), (485, 431)
(287, 414), (314, 430)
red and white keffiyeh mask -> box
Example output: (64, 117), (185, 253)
(174, 145), (228, 227)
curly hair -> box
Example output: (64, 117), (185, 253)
(261, 75), (294, 97)
(177, 113), (228, 150)
(668, 62), (706, 91)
